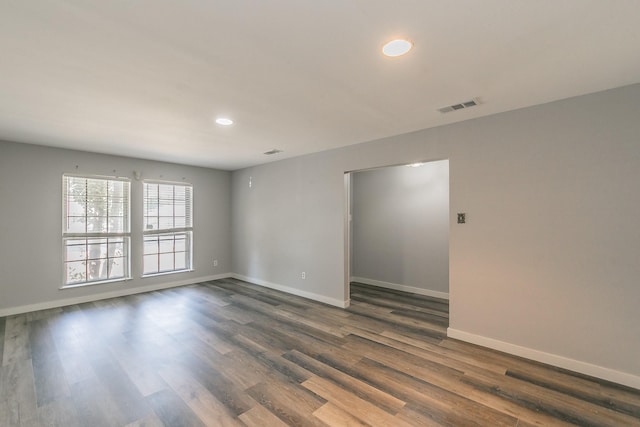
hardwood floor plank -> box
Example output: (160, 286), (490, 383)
(344, 324), (506, 376)
(146, 389), (206, 427)
(462, 368), (640, 426)
(158, 365), (246, 427)
(351, 294), (448, 319)
(70, 378), (128, 427)
(0, 398), (20, 427)
(181, 306), (244, 338)
(351, 357), (519, 427)
(314, 348), (574, 426)
(2, 315), (30, 367)
(394, 403), (445, 427)
(506, 366), (640, 418)
(216, 278), (314, 310)
(47, 313), (97, 386)
(245, 381), (327, 427)
(181, 335), (266, 391)
(390, 307), (449, 327)
(599, 384), (640, 419)
(441, 335), (639, 419)
(218, 349), (275, 391)
(29, 319), (70, 407)
(342, 334), (464, 380)
(86, 348), (153, 424)
(284, 349), (406, 415)
(234, 338), (313, 385)
(107, 338), (167, 397)
(302, 375), (414, 427)
(282, 300), (353, 321)
(238, 404), (290, 427)
(312, 402), (370, 427)
(345, 336), (573, 426)
(53, 351), (96, 386)
(183, 320), (237, 355)
(316, 344), (365, 368)
(236, 312), (346, 360)
(219, 282), (345, 337)
(0, 358), (38, 426)
(26, 308), (64, 323)
(175, 285), (233, 308)
(37, 397), (81, 427)
(351, 283), (449, 312)
(1, 280), (639, 426)
(347, 304), (447, 338)
(217, 305), (259, 325)
(124, 413), (166, 427)
(230, 326), (292, 356)
(178, 349), (256, 417)
(380, 330), (508, 374)
(266, 307), (346, 339)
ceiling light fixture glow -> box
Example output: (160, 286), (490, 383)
(215, 117), (233, 126)
(408, 162), (425, 168)
(382, 39), (413, 57)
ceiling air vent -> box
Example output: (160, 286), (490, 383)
(437, 98), (480, 114)
(264, 149), (283, 155)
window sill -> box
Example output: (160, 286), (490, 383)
(141, 269), (194, 279)
(60, 277), (132, 290)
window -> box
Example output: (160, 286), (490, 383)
(143, 181), (193, 276)
(63, 175), (131, 287)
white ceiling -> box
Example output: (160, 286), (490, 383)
(1, 1), (639, 170)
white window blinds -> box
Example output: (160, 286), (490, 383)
(62, 175), (131, 286)
(143, 181), (193, 275)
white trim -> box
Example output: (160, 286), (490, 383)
(141, 268), (195, 279)
(0, 273), (231, 317)
(447, 328), (640, 391)
(231, 273), (349, 308)
(351, 276), (449, 300)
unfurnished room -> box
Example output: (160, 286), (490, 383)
(1, 1), (640, 426)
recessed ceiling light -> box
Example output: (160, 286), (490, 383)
(215, 117), (233, 126)
(382, 39), (413, 57)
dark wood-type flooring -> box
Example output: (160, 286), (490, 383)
(1, 279), (640, 426)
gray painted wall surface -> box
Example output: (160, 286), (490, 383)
(351, 161), (449, 294)
(0, 141), (231, 310)
(231, 83), (640, 378)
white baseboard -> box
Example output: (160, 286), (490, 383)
(447, 328), (640, 391)
(231, 273), (349, 308)
(351, 276), (449, 300)
(0, 273), (232, 317)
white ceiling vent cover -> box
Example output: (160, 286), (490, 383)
(438, 98), (481, 113)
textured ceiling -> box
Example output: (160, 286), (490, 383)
(1, 1), (639, 170)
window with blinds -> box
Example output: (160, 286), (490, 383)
(62, 174), (131, 287)
(143, 181), (193, 276)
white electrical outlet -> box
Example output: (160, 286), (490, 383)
(213, 259), (218, 267)
(301, 271), (306, 279)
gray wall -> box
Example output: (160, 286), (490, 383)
(0, 141), (231, 313)
(231, 83), (640, 384)
(351, 161), (449, 296)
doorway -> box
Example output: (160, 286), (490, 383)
(344, 159), (450, 305)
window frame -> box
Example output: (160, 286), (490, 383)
(61, 173), (132, 288)
(142, 180), (194, 277)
